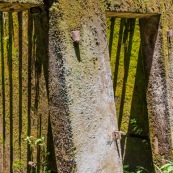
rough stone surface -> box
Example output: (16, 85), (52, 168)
(48, 0), (173, 172)
(48, 0), (123, 172)
(140, 16), (172, 165)
(106, 0), (173, 167)
(0, 0), (43, 11)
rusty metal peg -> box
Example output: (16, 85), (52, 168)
(28, 161), (37, 168)
(71, 31), (80, 43)
(112, 131), (126, 140)
(167, 30), (173, 38)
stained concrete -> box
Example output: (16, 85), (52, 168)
(48, 1), (123, 172)
(40, 0), (173, 172)
(0, 0), (43, 11)
(140, 16), (172, 165)
(106, 0), (173, 168)
(1, 0), (173, 172)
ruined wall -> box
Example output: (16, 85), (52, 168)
(106, 0), (173, 168)
(48, 0), (173, 172)
(48, 0), (123, 173)
(0, 0), (43, 12)
(0, 10), (50, 173)
(106, 18), (153, 171)
(1, 0), (173, 172)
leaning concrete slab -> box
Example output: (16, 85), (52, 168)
(0, 0), (43, 11)
(48, 1), (123, 173)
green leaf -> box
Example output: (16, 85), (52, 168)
(136, 170), (142, 173)
(123, 165), (129, 168)
(154, 164), (163, 173)
(35, 138), (43, 145)
(168, 166), (173, 173)
(46, 152), (50, 156)
(161, 163), (172, 170)
(136, 166), (149, 173)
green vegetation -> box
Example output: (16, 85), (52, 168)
(123, 165), (153, 173)
(155, 161), (173, 173)
(0, 11), (50, 172)
(25, 136), (51, 173)
(130, 118), (143, 135)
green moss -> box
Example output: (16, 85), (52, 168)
(106, 17), (153, 172)
(50, 0), (107, 33)
(107, 18), (142, 132)
(0, 11), (50, 172)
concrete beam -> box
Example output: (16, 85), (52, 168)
(106, 11), (158, 18)
(0, 0), (43, 11)
(48, 3), (123, 173)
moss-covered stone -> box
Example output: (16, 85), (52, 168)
(0, 0), (43, 12)
(106, 17), (154, 172)
(47, 0), (173, 172)
(1, 0), (173, 172)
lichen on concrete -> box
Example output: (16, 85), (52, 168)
(48, 0), (123, 172)
(105, 0), (173, 168)
(0, 0), (43, 12)
(1, 0), (173, 172)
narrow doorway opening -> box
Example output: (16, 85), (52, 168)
(106, 13), (159, 172)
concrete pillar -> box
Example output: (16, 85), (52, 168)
(140, 16), (172, 165)
(48, 1), (123, 173)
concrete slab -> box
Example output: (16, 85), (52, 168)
(0, 0), (43, 11)
(106, 11), (159, 18)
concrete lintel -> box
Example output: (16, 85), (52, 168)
(106, 11), (159, 18)
(0, 1), (43, 12)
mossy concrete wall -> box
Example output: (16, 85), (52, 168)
(0, 0), (43, 12)
(48, 1), (123, 173)
(48, 0), (173, 172)
(106, 0), (173, 167)
(0, 11), (50, 173)
(1, 0), (173, 172)
(106, 18), (154, 171)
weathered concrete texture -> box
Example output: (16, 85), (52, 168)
(68, 15), (122, 173)
(48, 26), (76, 173)
(49, 1), (123, 172)
(0, 0), (43, 11)
(106, 0), (170, 14)
(106, 12), (158, 18)
(48, 0), (173, 171)
(107, 0), (173, 167)
(140, 16), (172, 165)
(165, 5), (173, 159)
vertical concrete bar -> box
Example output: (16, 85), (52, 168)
(48, 1), (123, 173)
(140, 16), (172, 166)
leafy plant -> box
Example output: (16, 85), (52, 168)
(25, 136), (51, 173)
(130, 118), (143, 135)
(155, 161), (173, 173)
(123, 165), (151, 173)
(123, 165), (135, 173)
